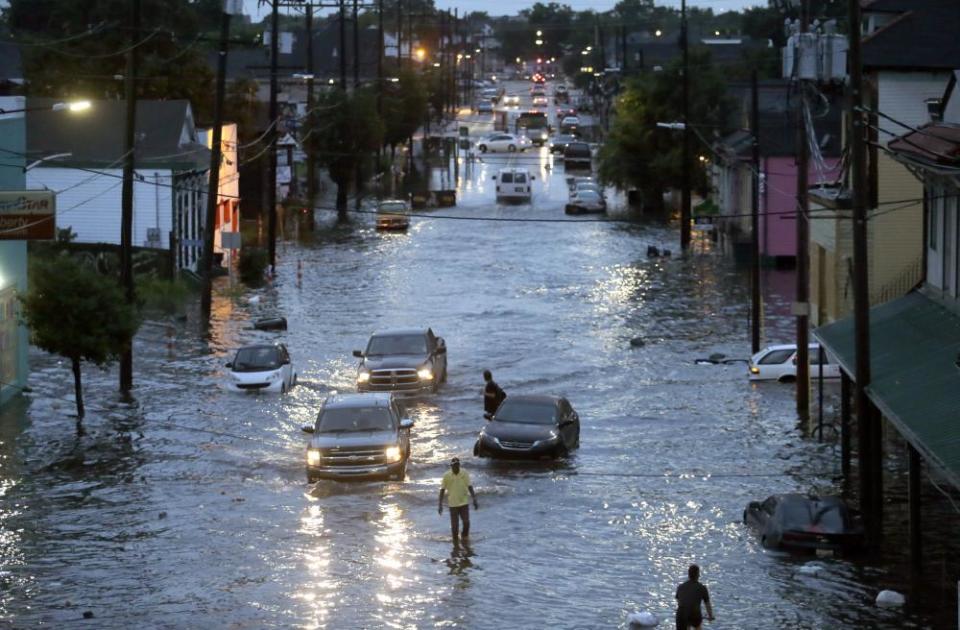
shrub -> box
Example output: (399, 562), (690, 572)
(238, 247), (269, 286)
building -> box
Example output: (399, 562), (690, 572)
(0, 97), (31, 407)
(712, 80), (842, 265)
(25, 99), (213, 271)
(809, 0), (960, 326)
(199, 123), (241, 266)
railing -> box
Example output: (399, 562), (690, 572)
(871, 256), (924, 305)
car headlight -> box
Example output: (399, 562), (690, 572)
(533, 432), (559, 448)
(750, 366), (760, 374)
(385, 446), (402, 463)
(307, 449), (321, 466)
(541, 132), (548, 139)
(357, 370), (370, 383)
(417, 367), (433, 381)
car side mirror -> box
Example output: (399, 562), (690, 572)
(301, 426), (315, 434)
(400, 418), (414, 429)
(353, 350), (363, 358)
(225, 362), (233, 368)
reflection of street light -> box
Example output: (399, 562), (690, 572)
(414, 47), (426, 61)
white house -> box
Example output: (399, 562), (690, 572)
(25, 99), (213, 271)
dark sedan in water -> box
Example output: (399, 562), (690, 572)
(474, 395), (580, 459)
(743, 494), (865, 553)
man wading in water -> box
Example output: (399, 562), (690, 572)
(675, 564), (715, 629)
(438, 457), (478, 542)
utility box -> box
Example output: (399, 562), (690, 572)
(819, 34), (848, 83)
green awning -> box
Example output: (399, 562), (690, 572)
(815, 292), (960, 491)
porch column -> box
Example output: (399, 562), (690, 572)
(840, 371), (851, 476)
(908, 443), (922, 574)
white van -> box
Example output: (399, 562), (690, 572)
(492, 168), (534, 202)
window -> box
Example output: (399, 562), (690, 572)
(759, 349), (794, 365)
(500, 172), (514, 184)
(514, 173), (527, 184)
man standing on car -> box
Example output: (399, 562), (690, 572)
(438, 457), (478, 542)
(675, 564), (715, 629)
(482, 370), (506, 416)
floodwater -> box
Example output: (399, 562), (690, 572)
(1, 83), (956, 628)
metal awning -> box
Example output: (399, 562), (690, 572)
(814, 292), (960, 491)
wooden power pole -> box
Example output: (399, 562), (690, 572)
(119, 0), (140, 394)
(680, 0), (691, 250)
(796, 4), (811, 422)
(751, 71), (762, 354)
(267, 0), (279, 271)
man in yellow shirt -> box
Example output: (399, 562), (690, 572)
(438, 457), (478, 542)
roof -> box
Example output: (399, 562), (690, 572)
(863, 4), (960, 70)
(372, 328), (428, 337)
(815, 291), (960, 491)
(324, 393), (393, 408)
(26, 98), (209, 170)
(503, 394), (562, 405)
(886, 122), (960, 167)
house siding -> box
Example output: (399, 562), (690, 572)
(26, 168), (174, 249)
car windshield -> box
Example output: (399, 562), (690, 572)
(232, 346), (281, 371)
(577, 191), (600, 201)
(378, 202), (407, 214)
(500, 172), (514, 183)
(495, 400), (557, 424)
(566, 145), (590, 157)
(317, 406), (394, 433)
(366, 334), (427, 355)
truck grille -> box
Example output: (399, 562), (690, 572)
(368, 369), (421, 391)
(318, 446), (387, 467)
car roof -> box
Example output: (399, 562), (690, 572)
(502, 394), (562, 405)
(371, 327), (428, 337)
(237, 343), (282, 351)
(324, 392), (394, 409)
(498, 167), (531, 174)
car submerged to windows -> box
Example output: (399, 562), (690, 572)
(748, 343), (841, 382)
(354, 328), (447, 395)
(303, 393), (414, 482)
(225, 343), (297, 393)
(474, 395), (580, 459)
(743, 494), (865, 553)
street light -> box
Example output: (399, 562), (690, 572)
(535, 39), (543, 46)
(414, 48), (426, 62)
(516, 57), (521, 64)
(655, 29), (662, 37)
(536, 30), (543, 37)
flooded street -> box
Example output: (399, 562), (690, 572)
(0, 85), (954, 628)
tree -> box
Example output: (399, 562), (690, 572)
(19, 257), (140, 429)
(381, 69), (428, 154)
(599, 48), (732, 211)
(310, 88), (384, 220)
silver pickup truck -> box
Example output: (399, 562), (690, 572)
(303, 393), (413, 482)
(354, 328), (448, 395)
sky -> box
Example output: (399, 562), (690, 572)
(243, 0), (764, 22)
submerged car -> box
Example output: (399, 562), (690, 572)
(748, 343), (841, 382)
(225, 343), (297, 393)
(354, 328), (447, 394)
(743, 494), (865, 552)
(375, 199), (411, 230)
(474, 395), (580, 459)
(565, 189), (606, 215)
(303, 393), (414, 481)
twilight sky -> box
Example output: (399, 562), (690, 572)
(243, 0), (764, 22)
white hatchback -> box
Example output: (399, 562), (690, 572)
(226, 343), (297, 393)
(748, 343), (841, 382)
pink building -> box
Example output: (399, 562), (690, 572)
(759, 158), (843, 258)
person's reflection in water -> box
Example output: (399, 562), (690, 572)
(445, 539), (475, 578)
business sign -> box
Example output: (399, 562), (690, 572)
(0, 191), (56, 240)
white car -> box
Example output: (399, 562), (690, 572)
(376, 199), (410, 230)
(748, 343), (841, 382)
(560, 116), (581, 131)
(226, 343), (297, 393)
(477, 133), (531, 153)
(565, 189), (606, 214)
(493, 168), (534, 202)
(572, 182), (603, 198)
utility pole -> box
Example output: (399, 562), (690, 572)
(267, 0), (279, 271)
(305, 2), (317, 226)
(353, 0), (360, 88)
(796, 2), (811, 422)
(680, 0), (691, 250)
(339, 0), (347, 89)
(848, 0), (878, 542)
(621, 25), (627, 75)
(200, 4), (233, 320)
(119, 0), (140, 394)
(751, 70), (762, 354)
(397, 0), (403, 72)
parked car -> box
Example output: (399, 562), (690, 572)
(354, 328), (448, 394)
(477, 133), (531, 153)
(565, 190), (606, 215)
(748, 343), (840, 382)
(474, 395), (580, 459)
(563, 142), (592, 169)
(549, 133), (579, 154)
(566, 175), (595, 192)
(502, 93), (520, 106)
(475, 100), (494, 114)
(376, 199), (411, 230)
(303, 393), (414, 482)
(743, 494), (865, 552)
(225, 343), (297, 393)
(560, 116), (581, 134)
(493, 168), (534, 202)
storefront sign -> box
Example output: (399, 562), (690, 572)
(0, 191), (56, 240)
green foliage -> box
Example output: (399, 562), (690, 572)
(238, 247), (269, 286)
(599, 49), (732, 210)
(381, 70), (428, 149)
(138, 277), (192, 315)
